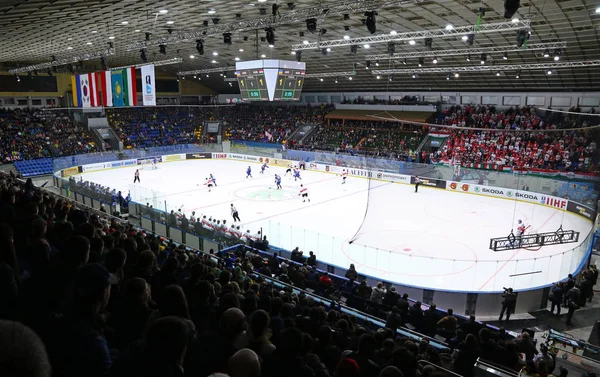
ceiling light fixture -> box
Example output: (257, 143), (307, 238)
(503, 52), (508, 60)
(408, 40), (416, 45)
(390, 30), (397, 35)
(348, 76), (352, 80)
(454, 73), (460, 78)
(363, 44), (370, 49)
(261, 54), (266, 58)
(159, 9), (168, 14)
(190, 55), (195, 59)
(211, 60), (217, 63)
(445, 24), (453, 30)
(543, 49), (550, 57)
(343, 35), (350, 40)
(121, 21), (128, 25)
(108, 36), (115, 40)
(432, 57), (438, 64)
(166, 21), (174, 24)
(212, 51), (218, 56)
(67, 46), (73, 50)
(461, 35), (468, 41)
(235, 57), (240, 61)
(239, 48), (244, 52)
(208, 9), (216, 14)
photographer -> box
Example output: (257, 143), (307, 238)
(499, 287), (517, 321)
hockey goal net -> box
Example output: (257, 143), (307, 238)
(139, 159), (156, 170)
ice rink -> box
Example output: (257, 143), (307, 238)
(75, 159), (594, 293)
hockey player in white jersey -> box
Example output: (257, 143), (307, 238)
(298, 184), (310, 202)
(341, 169), (348, 184)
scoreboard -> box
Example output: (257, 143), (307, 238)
(236, 69), (269, 101)
(235, 60), (306, 102)
(273, 69), (305, 101)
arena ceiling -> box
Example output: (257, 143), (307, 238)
(2, 0), (600, 94)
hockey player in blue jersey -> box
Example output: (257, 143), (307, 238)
(246, 166), (253, 179)
(275, 174), (282, 189)
(209, 173), (217, 186)
(260, 162), (269, 174)
(293, 168), (301, 181)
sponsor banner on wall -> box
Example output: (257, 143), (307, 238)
(212, 153), (228, 159)
(81, 163), (108, 172)
(162, 154), (185, 162)
(566, 201), (597, 221)
(110, 159), (137, 168)
(185, 153), (212, 160)
(228, 153), (245, 160)
(62, 166), (81, 177)
(376, 172), (410, 183)
(447, 181), (471, 192)
(411, 176), (446, 189)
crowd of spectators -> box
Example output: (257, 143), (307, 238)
(0, 170), (576, 377)
(0, 108), (99, 162)
(107, 107), (207, 149)
(224, 104), (333, 145)
(304, 121), (423, 160)
(431, 105), (599, 173)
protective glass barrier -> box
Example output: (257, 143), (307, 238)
(258, 219), (593, 292)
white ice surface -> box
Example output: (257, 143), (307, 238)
(75, 159), (593, 292)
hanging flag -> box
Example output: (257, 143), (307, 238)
(265, 130), (273, 141)
(140, 64), (156, 106)
(71, 75), (79, 107)
(122, 67), (137, 106)
(89, 72), (99, 107)
(97, 71), (113, 107)
(111, 71), (125, 107)
(78, 74), (91, 107)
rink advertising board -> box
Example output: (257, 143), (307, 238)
(162, 154), (186, 162)
(61, 166), (80, 177)
(108, 159), (137, 169)
(82, 163), (108, 173)
(566, 201), (597, 221)
(452, 182), (569, 208)
(185, 153), (212, 160)
(376, 172), (410, 183)
(411, 176), (446, 189)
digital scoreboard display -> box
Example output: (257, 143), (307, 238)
(236, 69), (269, 101)
(273, 69), (305, 101)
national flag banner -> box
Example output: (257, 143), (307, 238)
(78, 74), (91, 107)
(122, 67), (137, 106)
(71, 75), (79, 107)
(141, 64), (156, 106)
(111, 71), (125, 107)
(265, 130), (273, 141)
(97, 71), (113, 107)
(89, 72), (99, 107)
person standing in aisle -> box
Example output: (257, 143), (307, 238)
(499, 287), (517, 321)
(134, 169), (140, 183)
(414, 176), (422, 193)
(231, 204), (241, 222)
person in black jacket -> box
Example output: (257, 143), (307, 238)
(549, 282), (565, 315)
(499, 288), (517, 321)
(565, 286), (581, 325)
(563, 274), (575, 305)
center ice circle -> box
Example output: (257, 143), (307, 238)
(234, 186), (298, 201)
